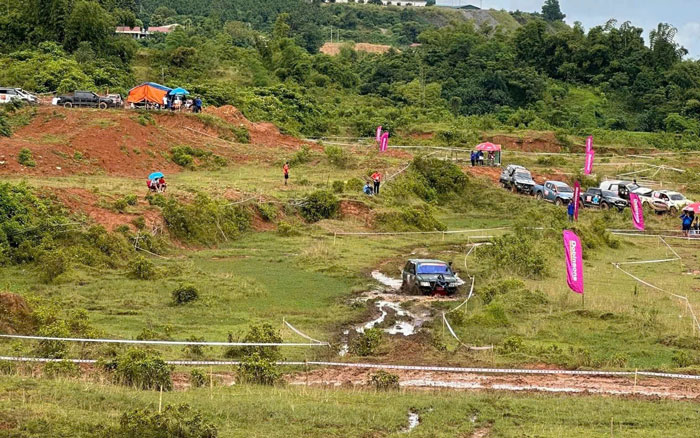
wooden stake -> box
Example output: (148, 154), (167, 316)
(610, 417), (614, 437)
(581, 293), (585, 309)
(158, 385), (163, 413)
(210, 366), (213, 399)
(634, 369), (638, 392)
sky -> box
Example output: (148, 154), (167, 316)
(437, 0), (700, 58)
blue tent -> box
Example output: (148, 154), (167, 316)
(169, 87), (190, 96)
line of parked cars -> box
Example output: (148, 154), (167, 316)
(500, 165), (694, 214)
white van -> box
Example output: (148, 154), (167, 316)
(0, 88), (39, 105)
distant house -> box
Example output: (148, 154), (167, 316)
(331, 0), (428, 6)
(115, 24), (180, 39)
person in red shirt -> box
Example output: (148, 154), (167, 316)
(371, 171), (381, 194)
(283, 162), (290, 186)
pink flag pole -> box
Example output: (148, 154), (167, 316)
(629, 192), (645, 231)
(375, 126), (382, 143)
(380, 132), (389, 152)
(584, 149), (595, 175)
(585, 136), (593, 153)
(563, 230), (584, 302)
(573, 181), (581, 221)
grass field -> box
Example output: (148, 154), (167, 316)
(2, 376), (700, 437)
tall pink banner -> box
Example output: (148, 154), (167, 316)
(380, 132), (389, 152)
(585, 136), (593, 153)
(563, 230), (584, 295)
(584, 149), (595, 175)
(375, 126), (382, 142)
(573, 181), (581, 221)
(629, 192), (645, 231)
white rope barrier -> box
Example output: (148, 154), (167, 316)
(282, 319), (328, 345)
(333, 227), (508, 236)
(441, 312), (494, 351)
(0, 333), (328, 347)
(4, 356), (700, 380)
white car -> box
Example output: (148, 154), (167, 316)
(633, 187), (655, 206)
(0, 87), (38, 105)
(650, 190), (693, 213)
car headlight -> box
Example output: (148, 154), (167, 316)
(419, 282), (430, 287)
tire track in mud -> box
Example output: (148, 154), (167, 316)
(287, 367), (700, 400)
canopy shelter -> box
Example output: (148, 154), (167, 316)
(169, 87), (189, 96)
(683, 202), (700, 214)
(127, 82), (172, 105)
(475, 142), (502, 166)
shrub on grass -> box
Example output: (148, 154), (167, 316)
(672, 350), (693, 368)
(256, 203), (278, 222)
(124, 194), (138, 206)
(324, 145), (353, 168)
(113, 198), (128, 213)
(237, 352), (281, 385)
(172, 285), (199, 305)
(289, 145), (312, 166)
(39, 249), (70, 283)
(498, 336), (523, 354)
(331, 180), (345, 193)
(18, 148), (36, 167)
(350, 328), (382, 357)
(411, 156), (468, 197)
(132, 216), (146, 230)
(135, 111), (155, 126)
(128, 256), (158, 280)
(345, 177), (364, 192)
(117, 404), (217, 438)
(299, 190), (340, 222)
(277, 221), (299, 236)
(368, 370), (399, 390)
(375, 205), (446, 232)
(35, 321), (70, 358)
(0, 113), (10, 137)
(190, 369), (207, 388)
(480, 232), (549, 279)
(104, 348), (173, 391)
(182, 337), (206, 358)
(231, 126), (250, 143)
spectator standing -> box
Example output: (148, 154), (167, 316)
(371, 171), (382, 195)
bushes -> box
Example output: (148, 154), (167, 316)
(18, 148), (36, 167)
(331, 180), (345, 193)
(173, 285), (199, 305)
(190, 369), (207, 388)
(237, 352), (281, 385)
(346, 178), (364, 192)
(128, 256), (158, 280)
(411, 156), (468, 197)
(0, 112), (10, 137)
(117, 404), (217, 438)
(228, 324), (283, 385)
(256, 203), (278, 222)
(299, 190), (340, 222)
(375, 205), (446, 232)
(289, 145), (312, 166)
(350, 328), (382, 357)
(171, 146), (226, 169)
(368, 370), (399, 390)
(103, 348), (173, 391)
(43, 360), (80, 378)
(480, 231), (549, 279)
(324, 145), (353, 168)
(231, 126), (250, 143)
(161, 194), (251, 245)
(39, 249), (70, 283)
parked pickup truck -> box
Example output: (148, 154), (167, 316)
(579, 188), (628, 212)
(499, 164), (536, 194)
(533, 181), (574, 206)
(55, 91), (116, 109)
(649, 190), (693, 214)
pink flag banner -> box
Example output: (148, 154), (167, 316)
(584, 149), (595, 175)
(563, 230), (584, 295)
(573, 181), (581, 221)
(629, 192), (645, 231)
(375, 126), (382, 142)
(379, 132), (389, 152)
(585, 136), (593, 153)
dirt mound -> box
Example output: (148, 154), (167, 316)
(320, 42), (394, 56)
(0, 292), (34, 334)
(204, 105), (307, 149)
(490, 133), (561, 153)
(340, 200), (374, 227)
(51, 187), (163, 231)
(464, 166), (500, 183)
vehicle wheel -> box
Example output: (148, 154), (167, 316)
(601, 202), (610, 210)
(511, 185), (518, 194)
(536, 192), (543, 201)
(63, 102), (73, 108)
(555, 198), (563, 207)
(98, 102), (108, 110)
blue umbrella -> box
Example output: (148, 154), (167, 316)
(148, 172), (164, 180)
(169, 87), (190, 96)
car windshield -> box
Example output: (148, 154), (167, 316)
(627, 184), (640, 191)
(670, 194), (685, 201)
(416, 264), (451, 275)
(515, 172), (531, 179)
(556, 185), (573, 193)
(602, 191), (617, 198)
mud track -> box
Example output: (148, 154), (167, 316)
(287, 367), (700, 400)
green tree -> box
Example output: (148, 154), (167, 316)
(541, 0), (565, 22)
(64, 1), (115, 52)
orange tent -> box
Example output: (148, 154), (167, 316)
(126, 82), (172, 104)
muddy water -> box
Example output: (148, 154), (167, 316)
(371, 270), (403, 290)
(401, 411), (420, 433)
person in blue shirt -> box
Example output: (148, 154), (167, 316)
(470, 151), (476, 167)
(680, 211), (693, 237)
(193, 97), (202, 113)
(567, 201), (575, 222)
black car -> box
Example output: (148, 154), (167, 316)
(56, 91), (115, 109)
(579, 188), (628, 211)
(400, 259), (461, 296)
(499, 164), (536, 194)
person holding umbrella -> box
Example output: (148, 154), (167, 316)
(147, 172), (167, 193)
